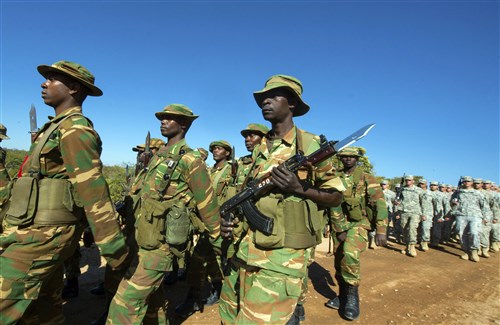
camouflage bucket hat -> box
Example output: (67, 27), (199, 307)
(155, 104), (199, 121)
(240, 123), (270, 137)
(197, 147), (209, 160)
(209, 140), (232, 153)
(132, 138), (165, 152)
(37, 60), (103, 96)
(338, 147), (365, 157)
(253, 74), (310, 117)
(461, 176), (473, 182)
(0, 123), (9, 140)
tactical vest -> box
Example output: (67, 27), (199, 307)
(5, 113), (86, 227)
(250, 128), (323, 250)
(135, 147), (195, 250)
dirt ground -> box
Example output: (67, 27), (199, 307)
(64, 235), (500, 325)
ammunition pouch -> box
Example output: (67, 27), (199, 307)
(6, 178), (82, 226)
(252, 194), (321, 249)
(135, 198), (191, 250)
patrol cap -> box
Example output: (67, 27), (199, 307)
(380, 180), (388, 185)
(418, 179), (428, 184)
(240, 123), (270, 137)
(0, 123), (9, 140)
(132, 138), (165, 152)
(209, 140), (232, 153)
(37, 60), (103, 96)
(253, 74), (310, 117)
(473, 178), (483, 184)
(338, 147), (365, 157)
(483, 180), (492, 184)
(155, 104), (199, 121)
(461, 176), (473, 182)
(430, 181), (439, 186)
(404, 175), (414, 181)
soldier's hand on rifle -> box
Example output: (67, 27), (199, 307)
(336, 231), (347, 242)
(375, 233), (387, 247)
(271, 164), (303, 193)
(221, 214), (238, 238)
(421, 215), (427, 221)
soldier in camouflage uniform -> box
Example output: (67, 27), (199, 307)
(235, 123), (270, 186)
(429, 181), (446, 248)
(483, 180), (500, 253)
(106, 104), (221, 324)
(0, 60), (128, 325)
(394, 175), (426, 257)
(451, 176), (491, 262)
(324, 147), (388, 321)
(219, 75), (345, 324)
(380, 180), (396, 238)
(416, 179), (434, 251)
(175, 140), (232, 317)
(438, 183), (454, 244)
(473, 178), (495, 258)
(0, 123), (11, 228)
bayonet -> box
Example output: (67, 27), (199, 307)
(29, 104), (38, 134)
(143, 131), (152, 171)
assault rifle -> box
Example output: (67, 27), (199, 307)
(220, 124), (376, 236)
(395, 173), (405, 202)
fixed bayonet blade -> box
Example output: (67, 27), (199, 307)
(333, 123), (375, 152)
(29, 104), (38, 133)
(145, 131), (151, 154)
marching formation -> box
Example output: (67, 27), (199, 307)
(0, 60), (498, 325)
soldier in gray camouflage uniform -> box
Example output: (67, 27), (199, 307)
(429, 181), (446, 248)
(474, 179), (495, 258)
(416, 179), (434, 251)
(394, 175), (426, 257)
(380, 180), (396, 238)
(451, 176), (491, 262)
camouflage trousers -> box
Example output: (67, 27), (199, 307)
(185, 234), (223, 296)
(332, 226), (368, 286)
(480, 222), (492, 249)
(431, 218), (445, 245)
(491, 221), (500, 242)
(399, 212), (420, 244)
(419, 216), (433, 242)
(106, 247), (174, 325)
(455, 216), (482, 251)
(0, 223), (81, 325)
(219, 261), (302, 324)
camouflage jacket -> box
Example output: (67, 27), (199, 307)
(430, 190), (445, 219)
(209, 160), (234, 201)
(0, 147), (11, 206)
(451, 189), (491, 221)
(236, 126), (344, 278)
(397, 185), (426, 215)
(137, 139), (220, 238)
(234, 154), (254, 188)
(15, 106), (127, 267)
(383, 188), (396, 213)
(330, 168), (388, 234)
(422, 190), (434, 219)
(481, 189), (498, 221)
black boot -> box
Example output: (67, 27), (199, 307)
(341, 284), (360, 321)
(204, 281), (222, 306)
(89, 310), (108, 325)
(296, 303), (305, 321)
(175, 293), (203, 318)
(325, 295), (340, 310)
(62, 278), (79, 299)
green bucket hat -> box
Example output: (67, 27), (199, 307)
(253, 74), (310, 117)
(132, 138), (165, 152)
(197, 147), (209, 160)
(338, 147), (365, 157)
(37, 60), (103, 96)
(240, 123), (270, 137)
(0, 123), (9, 140)
(209, 140), (232, 153)
(155, 104), (199, 121)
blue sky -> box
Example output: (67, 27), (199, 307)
(1, 0), (498, 185)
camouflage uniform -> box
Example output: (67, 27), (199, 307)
(219, 75), (344, 324)
(381, 182), (396, 235)
(451, 176), (491, 260)
(0, 60), (127, 325)
(395, 175), (426, 256)
(429, 181), (446, 247)
(440, 184), (454, 243)
(417, 180), (434, 249)
(106, 104), (220, 325)
(0, 124), (11, 225)
(478, 181), (497, 256)
(328, 150), (388, 287)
